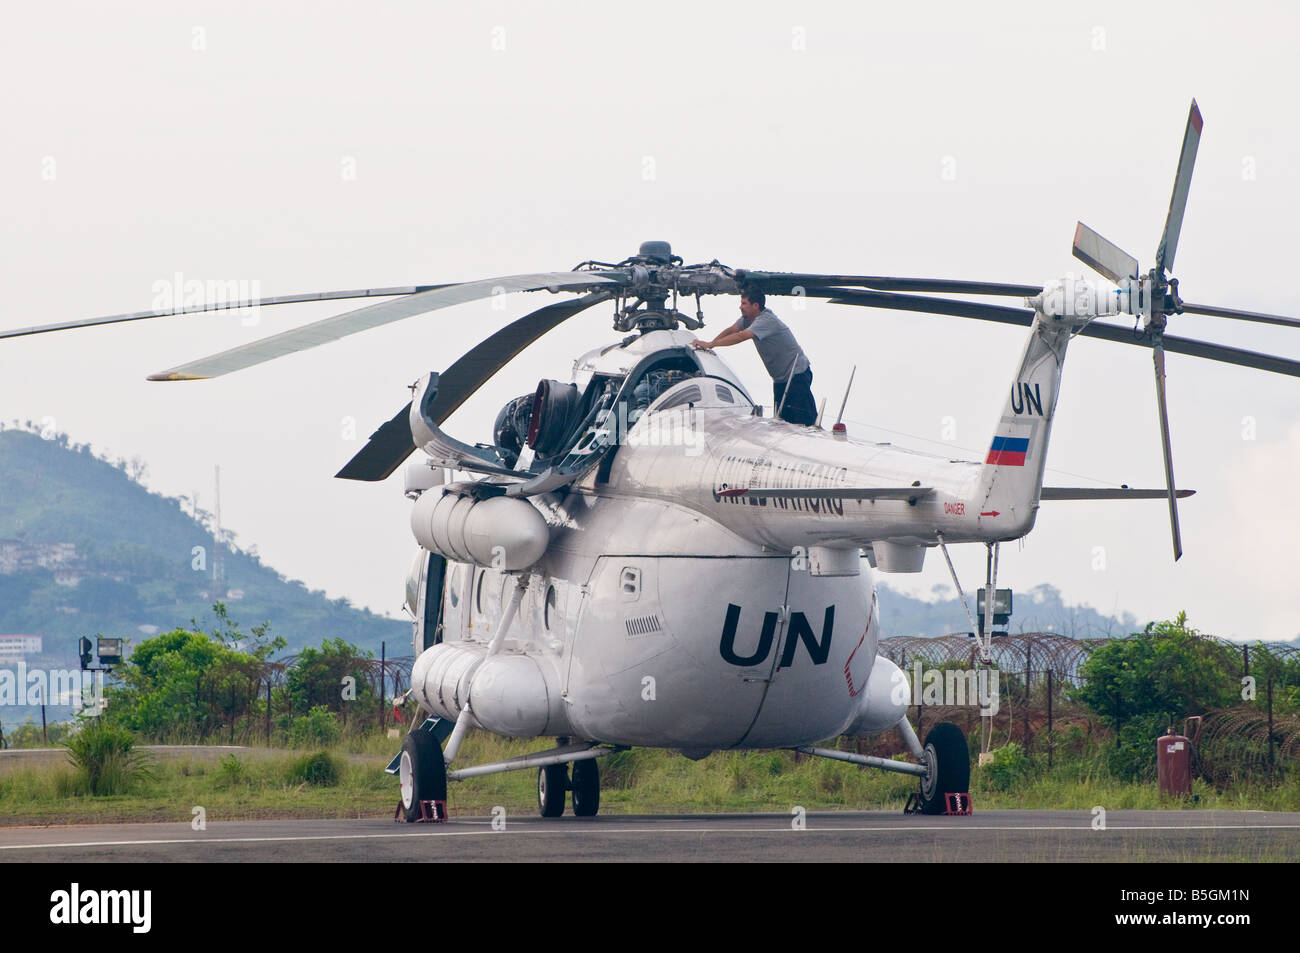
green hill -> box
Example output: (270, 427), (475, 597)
(876, 581), (1140, 640)
(0, 426), (407, 668)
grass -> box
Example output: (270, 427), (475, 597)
(62, 722), (154, 796)
(1, 729), (1297, 827)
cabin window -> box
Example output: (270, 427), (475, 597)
(448, 565), (461, 607)
(658, 385), (702, 411)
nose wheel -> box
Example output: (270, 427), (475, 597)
(536, 759), (601, 817)
(398, 729), (448, 822)
(918, 722), (970, 815)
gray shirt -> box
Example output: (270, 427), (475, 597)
(741, 309), (809, 381)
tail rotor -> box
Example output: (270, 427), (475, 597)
(1071, 99), (1203, 561)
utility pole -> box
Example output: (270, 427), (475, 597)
(212, 465), (224, 599)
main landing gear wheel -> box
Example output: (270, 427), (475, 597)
(399, 730), (447, 822)
(538, 763), (568, 818)
(919, 722), (970, 815)
(571, 759), (600, 817)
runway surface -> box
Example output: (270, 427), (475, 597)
(2, 809), (1297, 861)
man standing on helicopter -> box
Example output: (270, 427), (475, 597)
(691, 288), (817, 425)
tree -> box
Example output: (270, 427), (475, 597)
(284, 638), (373, 716)
(107, 627), (244, 739)
(196, 601), (284, 660)
(1074, 612), (1239, 740)
(108, 606), (283, 741)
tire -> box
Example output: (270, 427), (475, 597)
(919, 722), (970, 815)
(399, 729), (447, 822)
(538, 763), (568, 818)
(571, 759), (600, 817)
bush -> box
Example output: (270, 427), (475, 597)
(286, 751), (343, 787)
(288, 706), (341, 748)
(983, 743), (1030, 791)
(215, 754), (247, 788)
(62, 721), (152, 795)
(1073, 613), (1238, 736)
(1105, 712), (1169, 782)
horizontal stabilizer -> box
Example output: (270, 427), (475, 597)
(720, 487), (933, 501)
(1040, 487), (1195, 500)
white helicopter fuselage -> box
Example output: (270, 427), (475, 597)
(408, 317), (1070, 753)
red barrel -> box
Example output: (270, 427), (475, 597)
(1157, 730), (1192, 796)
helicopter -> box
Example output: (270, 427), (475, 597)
(8, 100), (1300, 819)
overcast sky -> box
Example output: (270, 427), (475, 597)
(3, 2), (1298, 642)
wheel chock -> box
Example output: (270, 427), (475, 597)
(943, 792), (972, 816)
(394, 799), (448, 823)
(903, 793), (925, 815)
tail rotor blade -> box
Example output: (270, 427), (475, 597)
(1155, 100), (1204, 275)
(1152, 342), (1183, 560)
(1072, 222), (1139, 284)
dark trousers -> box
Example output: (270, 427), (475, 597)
(774, 367), (817, 425)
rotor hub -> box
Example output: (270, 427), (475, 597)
(637, 240), (674, 263)
(612, 305), (700, 333)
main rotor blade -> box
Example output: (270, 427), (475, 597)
(1072, 222), (1139, 284)
(739, 271), (1041, 297)
(1152, 342), (1183, 560)
(334, 291), (613, 481)
(1155, 99), (1203, 275)
(148, 272), (623, 381)
(427, 291), (614, 424)
(827, 289), (1300, 377)
(0, 285), (451, 341)
(1081, 322), (1300, 378)
(821, 288), (1036, 325)
(1180, 301), (1300, 330)
(333, 400), (416, 483)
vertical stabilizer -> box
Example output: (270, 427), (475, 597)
(975, 313), (1073, 538)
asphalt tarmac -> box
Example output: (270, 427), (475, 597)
(2, 810), (1296, 862)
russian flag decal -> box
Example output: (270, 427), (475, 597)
(986, 435), (1030, 466)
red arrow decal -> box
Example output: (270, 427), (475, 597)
(980, 510), (1000, 517)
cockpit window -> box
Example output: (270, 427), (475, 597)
(715, 384), (735, 403)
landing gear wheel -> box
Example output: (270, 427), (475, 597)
(919, 722), (970, 815)
(538, 763), (568, 818)
(399, 729), (447, 822)
(571, 759), (600, 817)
